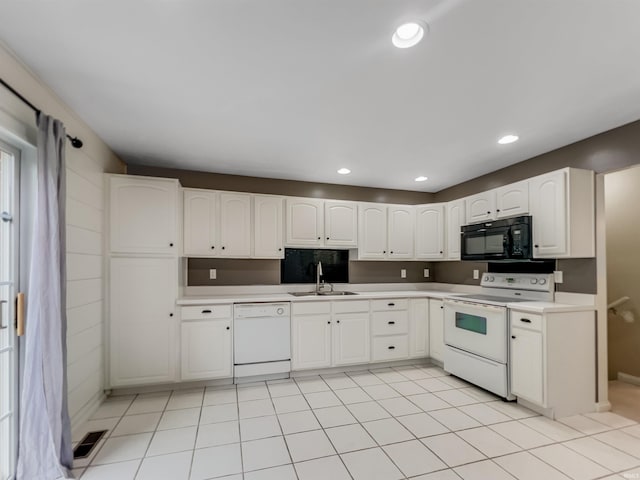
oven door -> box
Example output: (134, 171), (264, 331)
(460, 226), (510, 261)
(443, 299), (507, 363)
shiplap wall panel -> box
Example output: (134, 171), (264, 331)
(67, 253), (102, 281)
(67, 300), (102, 337)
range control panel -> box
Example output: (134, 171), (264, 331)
(480, 273), (555, 293)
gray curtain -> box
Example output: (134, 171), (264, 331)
(17, 113), (73, 479)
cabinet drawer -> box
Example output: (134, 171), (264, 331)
(371, 299), (408, 311)
(372, 335), (409, 361)
(510, 311), (543, 332)
(181, 304), (232, 320)
(371, 311), (409, 335)
(332, 300), (370, 314)
(292, 301), (331, 315)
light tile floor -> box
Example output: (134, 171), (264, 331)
(72, 365), (640, 480)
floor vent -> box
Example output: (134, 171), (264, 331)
(73, 430), (108, 459)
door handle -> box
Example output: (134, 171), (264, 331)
(0, 300), (7, 329)
(16, 293), (25, 336)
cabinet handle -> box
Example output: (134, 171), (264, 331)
(440, 250), (443, 254)
(327, 321), (331, 324)
(278, 248), (282, 251)
(388, 346), (396, 350)
(520, 318), (532, 323)
(169, 313), (173, 317)
(534, 244), (539, 248)
(388, 302), (395, 307)
(317, 236), (321, 240)
(211, 246), (215, 249)
(202, 309), (212, 314)
(383, 250), (386, 254)
(390, 251), (394, 254)
(388, 321), (395, 325)
(486, 211), (491, 214)
(226, 326), (230, 330)
(440, 305), (444, 309)
(222, 246), (226, 250)
(326, 237), (330, 240)
(337, 320), (340, 323)
(511, 335), (516, 339)
(169, 243), (174, 247)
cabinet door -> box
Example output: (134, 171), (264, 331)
(409, 299), (429, 358)
(415, 204), (444, 259)
(529, 170), (567, 257)
(510, 327), (544, 405)
(219, 193), (251, 257)
(109, 175), (179, 254)
(358, 204), (388, 259)
(181, 320), (232, 381)
(253, 195), (284, 258)
(428, 299), (445, 362)
(446, 199), (466, 260)
(285, 198), (324, 246)
(388, 206), (414, 259)
(291, 314), (332, 370)
(465, 191), (496, 224)
(183, 189), (217, 256)
(109, 257), (177, 387)
(325, 201), (357, 247)
(333, 313), (370, 366)
(496, 180), (529, 219)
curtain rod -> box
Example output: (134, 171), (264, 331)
(0, 77), (83, 149)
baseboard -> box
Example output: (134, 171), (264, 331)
(595, 401), (612, 412)
(70, 391), (107, 438)
(618, 372), (640, 386)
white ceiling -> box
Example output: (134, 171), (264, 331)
(1, 0), (640, 192)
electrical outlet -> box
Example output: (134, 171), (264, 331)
(400, 269), (407, 278)
(473, 269), (479, 280)
(554, 270), (564, 283)
(424, 268), (430, 278)
(209, 269), (217, 280)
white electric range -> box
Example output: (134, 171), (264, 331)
(443, 272), (555, 399)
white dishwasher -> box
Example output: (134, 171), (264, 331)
(233, 303), (291, 381)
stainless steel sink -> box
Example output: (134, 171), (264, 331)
(288, 291), (358, 297)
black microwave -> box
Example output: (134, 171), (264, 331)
(460, 215), (532, 261)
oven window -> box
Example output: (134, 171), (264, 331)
(455, 312), (487, 335)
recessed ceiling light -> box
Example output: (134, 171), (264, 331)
(498, 134), (519, 144)
(415, 176), (428, 182)
(337, 168), (351, 175)
(392, 21), (426, 49)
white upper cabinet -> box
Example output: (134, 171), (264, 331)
(358, 203), (388, 259)
(183, 189), (251, 257)
(388, 206), (414, 259)
(529, 168), (594, 258)
(465, 191), (496, 224)
(218, 193), (251, 257)
(495, 180), (529, 219)
(184, 189), (217, 256)
(446, 199), (466, 260)
(324, 201), (358, 247)
(109, 175), (180, 255)
(253, 195), (284, 258)
(415, 204), (445, 259)
(285, 198), (324, 247)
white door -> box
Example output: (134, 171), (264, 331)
(181, 320), (232, 381)
(358, 203), (387, 259)
(530, 171), (567, 257)
(388, 206), (414, 258)
(291, 314), (331, 370)
(428, 299), (444, 362)
(415, 204), (444, 259)
(465, 191), (496, 223)
(0, 146), (18, 480)
(332, 313), (370, 366)
(109, 175), (179, 254)
(285, 198), (324, 246)
(409, 299), (429, 358)
(219, 193), (251, 257)
(510, 327), (544, 404)
(325, 201), (357, 247)
(109, 257), (178, 387)
(253, 195), (284, 258)
(184, 189), (217, 256)
(495, 180), (529, 219)
(446, 199), (465, 260)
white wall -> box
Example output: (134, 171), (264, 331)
(0, 42), (125, 428)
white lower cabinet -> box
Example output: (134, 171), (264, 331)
(409, 298), (429, 358)
(509, 308), (596, 418)
(180, 304), (233, 381)
(333, 312), (370, 366)
(291, 302), (332, 370)
(428, 299), (445, 363)
(371, 299), (409, 362)
(109, 256), (178, 387)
